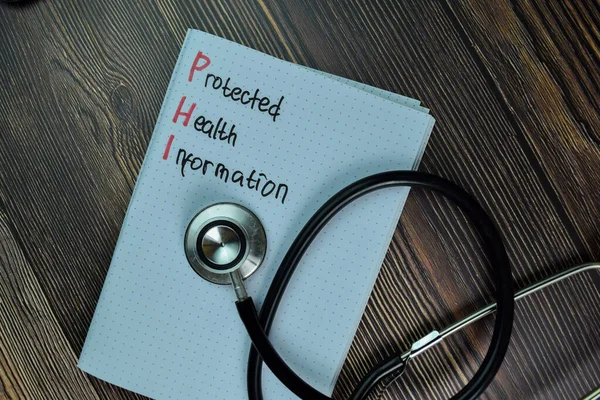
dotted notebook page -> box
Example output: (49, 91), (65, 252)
(78, 29), (435, 400)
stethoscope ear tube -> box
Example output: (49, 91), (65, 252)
(242, 171), (515, 400)
(236, 298), (330, 400)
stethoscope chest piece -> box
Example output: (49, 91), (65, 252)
(184, 202), (266, 285)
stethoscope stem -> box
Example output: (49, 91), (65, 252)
(230, 269), (249, 301)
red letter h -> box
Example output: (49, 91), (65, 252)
(172, 96), (196, 127)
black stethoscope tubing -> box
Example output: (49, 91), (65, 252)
(236, 171), (515, 400)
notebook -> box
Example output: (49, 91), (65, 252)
(78, 29), (435, 400)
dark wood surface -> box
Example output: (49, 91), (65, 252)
(1, 0), (599, 399)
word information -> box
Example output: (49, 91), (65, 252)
(176, 147), (288, 204)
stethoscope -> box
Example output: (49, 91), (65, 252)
(183, 171), (600, 400)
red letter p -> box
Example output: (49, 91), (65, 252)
(189, 51), (211, 82)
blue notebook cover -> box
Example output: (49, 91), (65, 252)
(79, 29), (434, 399)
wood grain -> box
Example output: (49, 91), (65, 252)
(0, 211), (100, 399)
(0, 0), (598, 399)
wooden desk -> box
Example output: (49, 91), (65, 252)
(1, 1), (599, 399)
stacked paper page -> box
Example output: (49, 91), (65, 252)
(79, 29), (435, 400)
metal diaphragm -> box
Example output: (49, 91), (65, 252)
(184, 203), (267, 285)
